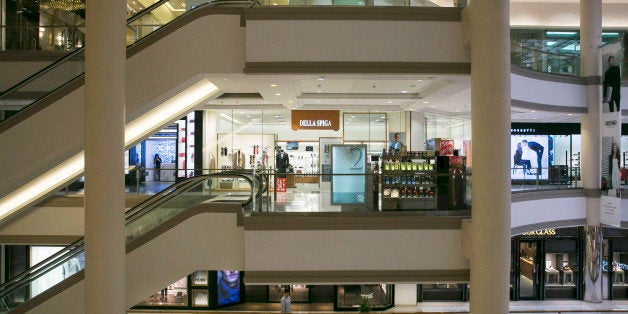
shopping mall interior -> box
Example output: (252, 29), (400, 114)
(0, 0), (627, 313)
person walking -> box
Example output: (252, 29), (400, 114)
(153, 154), (162, 181)
(281, 288), (292, 313)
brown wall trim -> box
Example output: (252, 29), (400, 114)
(511, 99), (587, 114)
(245, 62), (471, 74)
(127, 6), (245, 58)
(11, 271), (84, 314)
(0, 76), (84, 135)
(582, 75), (602, 85)
(244, 269), (469, 284)
(244, 6), (462, 22)
(511, 189), (585, 203)
(0, 235), (81, 245)
(245, 213), (463, 230)
(0, 51), (75, 62)
(127, 202), (242, 253)
(511, 65), (587, 85)
(34, 194), (151, 208)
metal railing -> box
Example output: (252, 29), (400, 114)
(53, 165), (584, 213)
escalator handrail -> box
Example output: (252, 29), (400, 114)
(0, 0), (177, 102)
(0, 172), (259, 299)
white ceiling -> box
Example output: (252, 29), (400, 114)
(202, 73), (586, 124)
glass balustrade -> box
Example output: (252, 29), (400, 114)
(54, 166), (583, 214)
(0, 172), (256, 312)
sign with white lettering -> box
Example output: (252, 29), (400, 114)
(291, 110), (340, 131)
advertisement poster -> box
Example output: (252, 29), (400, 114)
(600, 111), (621, 227)
(439, 139), (454, 156)
(331, 145), (366, 204)
(217, 270), (240, 306)
(511, 135), (548, 180)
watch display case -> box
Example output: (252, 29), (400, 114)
(381, 151), (437, 210)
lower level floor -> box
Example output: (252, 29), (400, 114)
(127, 300), (628, 313)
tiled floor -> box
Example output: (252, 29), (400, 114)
(128, 300), (628, 313)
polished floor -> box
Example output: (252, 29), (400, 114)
(128, 300), (628, 313)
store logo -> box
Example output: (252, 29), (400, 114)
(605, 120), (618, 127)
(521, 229), (556, 236)
(299, 119), (332, 127)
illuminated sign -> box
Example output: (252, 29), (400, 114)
(291, 110), (340, 130)
(521, 229), (556, 236)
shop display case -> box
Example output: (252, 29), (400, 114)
(335, 284), (393, 311)
(544, 243), (579, 299)
(381, 151), (437, 210)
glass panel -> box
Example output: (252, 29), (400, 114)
(336, 284), (393, 310)
(191, 270), (209, 286)
(191, 289), (209, 307)
(519, 241), (538, 299)
(0, 173), (255, 311)
(612, 252), (628, 299)
(136, 277), (188, 307)
(544, 252), (578, 299)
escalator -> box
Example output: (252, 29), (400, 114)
(0, 171), (264, 313)
(0, 3), (251, 224)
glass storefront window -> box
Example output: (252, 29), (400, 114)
(336, 284), (393, 311)
(612, 252), (628, 298)
(419, 283), (467, 301)
(137, 277), (188, 307)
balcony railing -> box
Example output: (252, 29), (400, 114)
(53, 166), (584, 213)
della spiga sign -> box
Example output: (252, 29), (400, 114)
(291, 110), (340, 131)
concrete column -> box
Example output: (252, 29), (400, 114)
(410, 111), (426, 151)
(467, 0), (511, 312)
(580, 0), (603, 303)
(84, 0), (126, 312)
(394, 284), (417, 307)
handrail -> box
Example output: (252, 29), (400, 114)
(0, 48), (84, 100)
(0, 172), (258, 306)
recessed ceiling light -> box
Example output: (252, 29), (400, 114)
(455, 110), (461, 112)
(270, 84), (277, 87)
(291, 107), (296, 110)
(316, 100), (321, 103)
(350, 115), (355, 118)
(531, 110), (536, 113)
(409, 108), (414, 111)
(533, 117), (538, 120)
(417, 79), (423, 82)
(275, 93), (282, 96)
(246, 115), (251, 118)
(318, 77), (325, 81)
(274, 115), (280, 118)
(423, 101), (429, 104)
(386, 101), (392, 104)
(430, 105), (436, 108)
(317, 90), (323, 93)
(568, 113), (573, 116)
(401, 90), (408, 93)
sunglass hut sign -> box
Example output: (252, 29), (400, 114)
(292, 110), (340, 131)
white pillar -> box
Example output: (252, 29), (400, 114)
(467, 0), (511, 312)
(410, 111), (426, 151)
(580, 0), (603, 303)
(394, 284), (418, 307)
(84, 0), (126, 312)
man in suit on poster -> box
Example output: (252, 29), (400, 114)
(276, 149), (290, 178)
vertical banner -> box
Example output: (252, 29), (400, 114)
(600, 111), (621, 227)
(331, 145), (366, 204)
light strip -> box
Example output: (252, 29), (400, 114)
(0, 153), (84, 221)
(126, 79), (219, 145)
(0, 79), (219, 221)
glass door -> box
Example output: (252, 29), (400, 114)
(518, 241), (541, 299)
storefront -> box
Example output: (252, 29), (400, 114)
(603, 228), (628, 299)
(511, 227), (583, 300)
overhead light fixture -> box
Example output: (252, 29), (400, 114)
(275, 93), (282, 96)
(270, 84), (277, 87)
(318, 76), (325, 81)
(401, 90), (408, 93)
(386, 101), (392, 104)
(430, 105), (436, 108)
(423, 101), (429, 104)
(288, 100), (293, 103)
(317, 90), (323, 93)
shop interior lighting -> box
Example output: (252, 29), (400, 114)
(0, 80), (220, 221)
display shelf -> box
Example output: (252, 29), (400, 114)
(381, 151), (437, 210)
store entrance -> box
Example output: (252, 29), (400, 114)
(518, 241), (541, 299)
